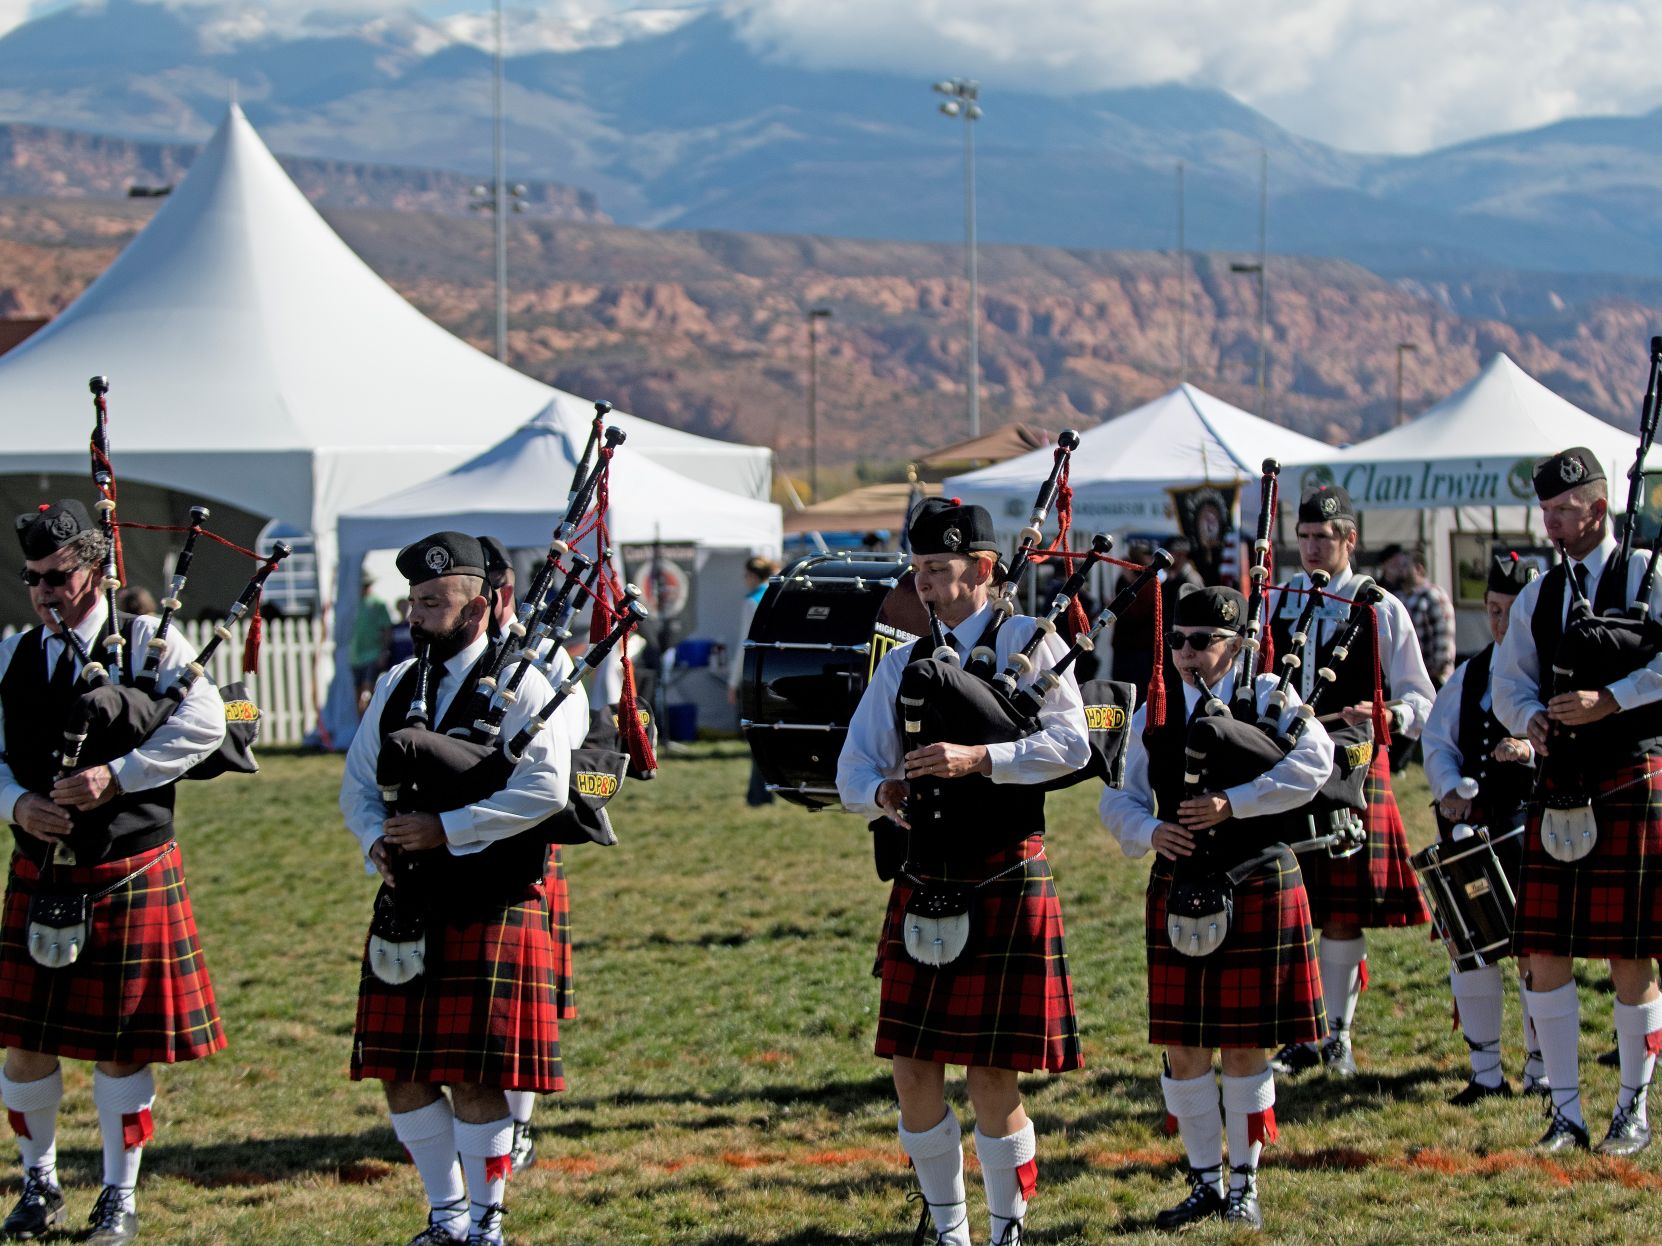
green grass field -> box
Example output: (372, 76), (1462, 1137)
(35, 744), (1659, 1244)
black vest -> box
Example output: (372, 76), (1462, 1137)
(377, 654), (548, 907)
(899, 614), (1047, 875)
(1270, 575), (1385, 711)
(2, 616), (175, 865)
(1143, 674), (1290, 873)
(1453, 645), (1533, 826)
(1529, 557), (1662, 761)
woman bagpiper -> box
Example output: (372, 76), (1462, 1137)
(1099, 586), (1333, 1230)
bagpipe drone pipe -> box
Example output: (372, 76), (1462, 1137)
(1535, 337), (1662, 860)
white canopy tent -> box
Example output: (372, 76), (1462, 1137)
(323, 406), (782, 743)
(0, 104), (773, 608)
(944, 384), (1335, 536)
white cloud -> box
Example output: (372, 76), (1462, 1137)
(729, 0), (1662, 152)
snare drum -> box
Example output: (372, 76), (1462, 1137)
(1411, 822), (1525, 971)
(740, 553), (926, 809)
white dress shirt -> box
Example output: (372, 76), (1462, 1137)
(835, 601), (1090, 819)
(1098, 670), (1335, 859)
(0, 601), (226, 824)
(1491, 533), (1662, 736)
(1270, 565), (1435, 739)
(1422, 653), (1534, 802)
(339, 632), (578, 870)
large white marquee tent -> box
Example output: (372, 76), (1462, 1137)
(944, 384), (1334, 536)
(322, 406), (781, 742)
(0, 104), (773, 602)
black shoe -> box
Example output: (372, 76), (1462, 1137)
(85, 1186), (138, 1246)
(466, 1201), (505, 1246)
(1, 1168), (63, 1240)
(1153, 1167), (1224, 1231)
(1449, 1078), (1514, 1107)
(1268, 1042), (1320, 1076)
(1536, 1108), (1590, 1154)
(509, 1119), (536, 1173)
(1220, 1168), (1262, 1231)
(1321, 1031), (1357, 1078)
(1595, 1102), (1653, 1157)
(1597, 1046), (1621, 1068)
(403, 1215), (467, 1246)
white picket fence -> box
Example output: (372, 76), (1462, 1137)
(1, 616), (329, 747)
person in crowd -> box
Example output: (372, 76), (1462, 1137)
(1267, 485), (1435, 1079)
(351, 571), (395, 715)
(1112, 541), (1160, 701)
(837, 499), (1089, 1246)
(1493, 450), (1662, 1156)
(115, 586), (157, 617)
(1100, 585), (1333, 1232)
(340, 533), (579, 1245)
(729, 556), (780, 806)
(0, 501), (227, 1246)
(388, 598), (415, 667)
(1421, 552), (1543, 1104)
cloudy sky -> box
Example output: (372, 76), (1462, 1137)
(3, 0), (1661, 154)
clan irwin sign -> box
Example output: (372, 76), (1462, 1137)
(1299, 457), (1540, 510)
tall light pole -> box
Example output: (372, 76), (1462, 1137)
(1395, 341), (1420, 426)
(1228, 151), (1269, 417)
(807, 307), (832, 502)
(933, 77), (982, 439)
(467, 0), (522, 361)
(1176, 159), (1187, 385)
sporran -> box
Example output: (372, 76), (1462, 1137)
(1165, 876), (1234, 957)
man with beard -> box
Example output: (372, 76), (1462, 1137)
(341, 533), (575, 1246)
(0, 500), (227, 1246)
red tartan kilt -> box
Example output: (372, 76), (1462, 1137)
(873, 835), (1083, 1074)
(546, 849), (575, 1021)
(1514, 759), (1662, 959)
(351, 878), (564, 1092)
(1146, 852), (1326, 1050)
(1303, 750), (1430, 929)
(0, 842), (225, 1064)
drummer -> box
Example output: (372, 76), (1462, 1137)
(1421, 553), (1541, 1104)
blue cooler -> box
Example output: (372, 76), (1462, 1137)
(666, 703), (699, 742)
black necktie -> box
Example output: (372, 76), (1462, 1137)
(50, 637), (75, 693)
(1574, 562), (1590, 602)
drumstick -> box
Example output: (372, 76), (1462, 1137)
(1314, 698), (1406, 726)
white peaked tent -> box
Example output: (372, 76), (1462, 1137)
(945, 384), (1335, 535)
(1283, 353), (1637, 510)
(0, 104), (773, 600)
(322, 405), (781, 742)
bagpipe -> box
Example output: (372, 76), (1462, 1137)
(1535, 336), (1662, 863)
(366, 404), (656, 984)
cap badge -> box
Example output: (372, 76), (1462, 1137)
(48, 512), (76, 540)
(1560, 455), (1587, 484)
(1319, 494), (1338, 517)
(942, 526), (962, 551)
(425, 546), (451, 573)
(1219, 598), (1239, 623)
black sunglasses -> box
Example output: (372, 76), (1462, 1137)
(1166, 630), (1235, 651)
(19, 567), (75, 588)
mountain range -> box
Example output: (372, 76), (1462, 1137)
(4, 1), (1662, 277)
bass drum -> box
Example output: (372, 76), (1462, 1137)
(741, 552), (927, 809)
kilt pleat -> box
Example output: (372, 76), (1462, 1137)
(1514, 759), (1662, 959)
(1146, 852), (1326, 1050)
(351, 878), (564, 1091)
(547, 849), (575, 1022)
(1302, 750), (1431, 929)
(873, 835), (1083, 1074)
(0, 842), (225, 1064)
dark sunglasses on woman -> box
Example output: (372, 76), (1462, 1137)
(1165, 630), (1234, 651)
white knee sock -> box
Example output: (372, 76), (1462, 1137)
(92, 1068), (154, 1214)
(1220, 1070), (1277, 1190)
(1450, 965), (1505, 1086)
(1525, 982), (1583, 1128)
(1319, 936), (1367, 1035)
(974, 1122), (1035, 1246)
(504, 1091), (535, 1125)
(1518, 975), (1548, 1089)
(1159, 1072), (1223, 1193)
(0, 1067), (61, 1186)
(1613, 998), (1662, 1122)
(898, 1109), (969, 1246)
(454, 1116), (513, 1242)
(390, 1098), (466, 1239)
